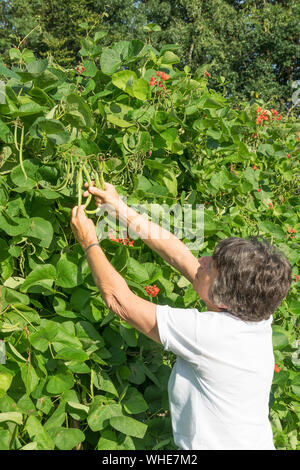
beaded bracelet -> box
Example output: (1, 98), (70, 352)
(85, 242), (100, 255)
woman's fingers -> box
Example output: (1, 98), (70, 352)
(84, 181), (95, 187)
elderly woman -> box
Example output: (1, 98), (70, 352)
(71, 181), (291, 450)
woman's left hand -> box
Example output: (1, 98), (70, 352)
(71, 205), (98, 250)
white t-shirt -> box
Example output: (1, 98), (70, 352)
(156, 304), (276, 450)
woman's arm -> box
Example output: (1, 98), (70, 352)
(71, 205), (161, 344)
(85, 182), (199, 283)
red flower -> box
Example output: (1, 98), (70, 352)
(109, 234), (134, 246)
(269, 202), (274, 210)
(149, 75), (156, 86)
(144, 285), (160, 297)
(274, 364), (281, 373)
(287, 228), (296, 234)
(294, 274), (299, 283)
(287, 154), (290, 159)
(252, 165), (259, 170)
(298, 136), (300, 141)
(205, 71), (211, 78)
(257, 189), (261, 192)
(252, 133), (258, 138)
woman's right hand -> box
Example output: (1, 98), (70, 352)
(83, 180), (122, 211)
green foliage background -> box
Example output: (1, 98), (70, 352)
(0, 0), (299, 110)
(0, 15), (299, 451)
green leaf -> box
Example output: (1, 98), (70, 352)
(20, 264), (56, 294)
(0, 412), (23, 425)
(112, 70), (137, 92)
(93, 370), (119, 397)
(16, 102), (43, 117)
(27, 59), (49, 75)
(132, 78), (150, 101)
(127, 257), (149, 282)
(110, 415), (147, 439)
(56, 254), (83, 288)
(49, 427), (85, 450)
(10, 158), (39, 189)
(82, 60), (97, 77)
(160, 51), (179, 64)
(0, 372), (13, 398)
(46, 368), (74, 394)
(32, 117), (70, 145)
(25, 217), (54, 248)
(25, 415), (54, 450)
(259, 221), (285, 240)
(272, 326), (290, 350)
(0, 212), (31, 237)
(119, 322), (138, 347)
(55, 347), (89, 362)
(123, 387), (148, 415)
(87, 400), (123, 432)
(65, 93), (93, 128)
(100, 49), (121, 74)
(20, 363), (39, 396)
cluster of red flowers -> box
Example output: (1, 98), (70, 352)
(144, 284), (160, 297)
(288, 227), (296, 239)
(252, 165), (259, 170)
(269, 202), (274, 210)
(270, 108), (283, 121)
(149, 71), (170, 89)
(294, 274), (299, 283)
(76, 65), (85, 74)
(205, 71), (211, 78)
(274, 364), (281, 373)
(109, 235), (134, 246)
(256, 107), (282, 125)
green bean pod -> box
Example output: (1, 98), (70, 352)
(82, 164), (92, 209)
(77, 166), (83, 206)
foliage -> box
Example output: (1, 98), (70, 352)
(0, 0), (299, 110)
(0, 29), (299, 450)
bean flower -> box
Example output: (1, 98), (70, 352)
(274, 364), (281, 373)
(144, 285), (160, 297)
(109, 234), (134, 246)
(76, 65), (85, 74)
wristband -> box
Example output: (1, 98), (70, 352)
(85, 242), (100, 255)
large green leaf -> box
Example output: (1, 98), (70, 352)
(123, 387), (148, 415)
(25, 217), (54, 248)
(46, 368), (74, 394)
(48, 427), (85, 450)
(65, 93), (94, 128)
(56, 254), (83, 288)
(110, 415), (147, 439)
(100, 49), (121, 74)
(20, 264), (56, 294)
(87, 400), (123, 432)
(31, 117), (70, 145)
